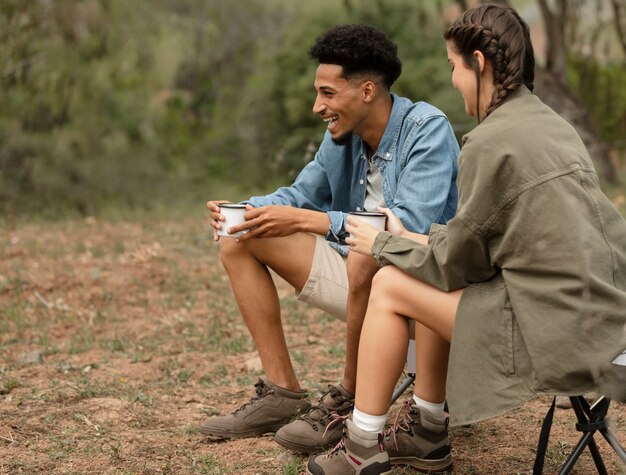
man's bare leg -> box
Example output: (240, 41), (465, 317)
(341, 251), (380, 394)
(219, 232), (317, 391)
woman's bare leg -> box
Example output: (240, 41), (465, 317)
(354, 266), (463, 415)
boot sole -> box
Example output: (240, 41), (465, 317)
(390, 455), (452, 473)
(307, 468), (393, 475)
(273, 433), (336, 453)
(199, 423), (286, 440)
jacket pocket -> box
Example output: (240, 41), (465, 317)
(503, 306), (516, 376)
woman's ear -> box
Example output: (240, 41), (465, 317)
(473, 50), (486, 73)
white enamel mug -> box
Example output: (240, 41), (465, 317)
(217, 203), (248, 237)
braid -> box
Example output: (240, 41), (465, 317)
(444, 4), (535, 119)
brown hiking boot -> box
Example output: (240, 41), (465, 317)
(384, 401), (452, 473)
(307, 418), (392, 475)
(199, 379), (310, 440)
(275, 384), (354, 453)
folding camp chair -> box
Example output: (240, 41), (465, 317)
(533, 395), (626, 474)
(534, 352), (626, 474)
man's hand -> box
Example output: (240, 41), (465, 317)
(206, 200), (232, 241)
(230, 205), (329, 242)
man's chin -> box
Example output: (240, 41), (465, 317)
(331, 132), (353, 146)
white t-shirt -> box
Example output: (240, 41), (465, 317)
(364, 158), (385, 212)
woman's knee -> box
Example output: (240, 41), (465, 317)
(365, 267), (402, 311)
(370, 266), (402, 294)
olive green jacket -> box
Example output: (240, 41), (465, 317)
(372, 87), (626, 426)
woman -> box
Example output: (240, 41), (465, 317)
(307, 5), (626, 475)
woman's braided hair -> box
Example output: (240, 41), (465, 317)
(444, 4), (535, 119)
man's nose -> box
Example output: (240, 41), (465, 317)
(312, 95), (325, 114)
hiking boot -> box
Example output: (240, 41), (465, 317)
(275, 384), (354, 453)
(384, 401), (452, 473)
(199, 379), (310, 440)
(307, 418), (392, 475)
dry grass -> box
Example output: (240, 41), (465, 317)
(1, 216), (625, 474)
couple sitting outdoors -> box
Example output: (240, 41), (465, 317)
(203, 5), (626, 475)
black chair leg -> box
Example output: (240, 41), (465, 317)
(558, 396), (626, 475)
(391, 373), (415, 404)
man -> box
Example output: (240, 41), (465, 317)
(201, 24), (459, 455)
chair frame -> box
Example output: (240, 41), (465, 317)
(534, 395), (626, 474)
(559, 396), (626, 474)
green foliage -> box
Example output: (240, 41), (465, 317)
(2, 0), (619, 220)
(568, 56), (626, 148)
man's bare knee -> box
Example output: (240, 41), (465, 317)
(219, 237), (250, 267)
(220, 234), (315, 290)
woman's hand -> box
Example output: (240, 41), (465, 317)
(378, 207), (406, 237)
(345, 216), (382, 256)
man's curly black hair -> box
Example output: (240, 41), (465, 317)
(309, 24), (402, 90)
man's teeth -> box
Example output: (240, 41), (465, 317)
(324, 117), (338, 128)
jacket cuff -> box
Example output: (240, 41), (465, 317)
(372, 231), (393, 267)
(428, 223), (448, 243)
(326, 211), (348, 243)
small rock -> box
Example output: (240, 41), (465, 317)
(202, 406), (220, 417)
(555, 396), (572, 409)
(276, 451), (297, 463)
(245, 356), (263, 373)
(17, 350), (44, 365)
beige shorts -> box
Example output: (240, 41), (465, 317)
(296, 235), (348, 320)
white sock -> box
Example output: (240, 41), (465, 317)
(413, 394), (445, 418)
(352, 407), (387, 433)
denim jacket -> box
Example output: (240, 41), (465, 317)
(247, 94), (459, 256)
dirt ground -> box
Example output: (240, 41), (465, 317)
(1, 217), (624, 474)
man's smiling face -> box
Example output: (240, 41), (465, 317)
(312, 64), (367, 145)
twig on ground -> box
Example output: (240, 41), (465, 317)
(0, 429), (15, 443)
(34, 290), (51, 308)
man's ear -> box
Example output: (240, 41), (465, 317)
(362, 80), (376, 104)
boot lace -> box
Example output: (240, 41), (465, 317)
(323, 414), (350, 458)
(298, 385), (353, 430)
(231, 379), (273, 417)
(385, 400), (415, 451)
(324, 414), (385, 458)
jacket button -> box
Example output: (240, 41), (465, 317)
(359, 179), (364, 185)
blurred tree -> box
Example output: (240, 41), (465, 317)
(1, 0), (165, 217)
(0, 0), (621, 220)
(471, 0), (620, 183)
(610, 0), (626, 55)
(534, 0), (620, 183)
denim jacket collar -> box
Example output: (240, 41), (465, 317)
(359, 93), (408, 162)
